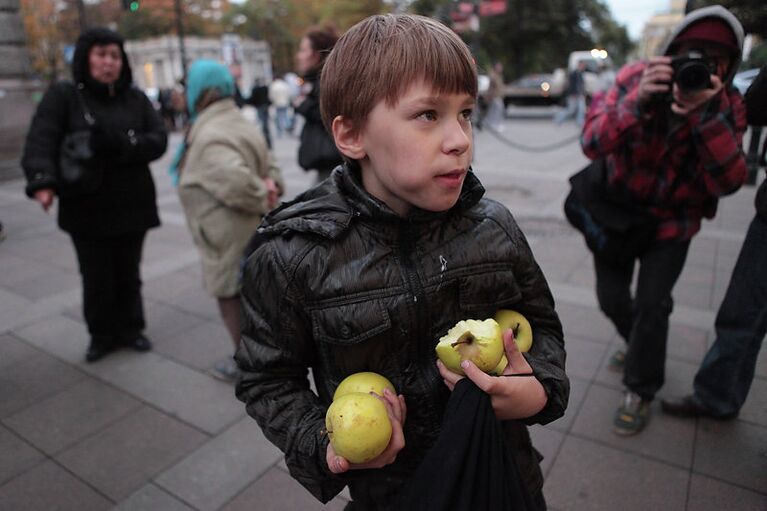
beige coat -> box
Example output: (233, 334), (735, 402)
(179, 98), (283, 297)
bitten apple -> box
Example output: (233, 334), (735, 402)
(494, 309), (533, 353)
(333, 372), (396, 401)
(435, 318), (504, 375)
(325, 392), (392, 464)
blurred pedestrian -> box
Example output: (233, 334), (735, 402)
(662, 63), (767, 421)
(483, 61), (506, 132)
(173, 60), (284, 381)
(269, 75), (293, 137)
(579, 6), (747, 435)
(554, 60), (587, 126)
(21, 27), (167, 363)
(294, 25), (343, 183)
(248, 79), (272, 149)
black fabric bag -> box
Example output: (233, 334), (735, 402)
(58, 87), (101, 197)
(395, 379), (535, 511)
(564, 158), (657, 265)
(298, 121), (341, 172)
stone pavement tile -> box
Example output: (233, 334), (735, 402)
(156, 417), (282, 511)
(547, 376), (589, 434)
(757, 348), (767, 380)
(3, 268), (80, 301)
(665, 323), (709, 366)
(55, 406), (207, 501)
(658, 357), (700, 398)
(156, 320), (233, 371)
(3, 231), (78, 272)
(693, 419), (767, 493)
(142, 267), (201, 304)
(530, 425), (565, 477)
(0, 460), (113, 511)
(162, 284), (220, 321)
(4, 379), (142, 455)
(0, 424), (44, 486)
(683, 236), (718, 271)
(556, 301), (617, 345)
(738, 376), (767, 427)
(114, 483), (195, 511)
(84, 351), (243, 434)
(687, 473), (767, 511)
(13, 314), (89, 364)
(0, 289), (33, 335)
(0, 333), (39, 369)
(0, 349), (85, 418)
(544, 436), (689, 511)
(673, 281), (715, 312)
(0, 252), (55, 287)
(570, 383), (695, 468)
(591, 341), (626, 391)
(220, 467), (348, 511)
(564, 257), (596, 289)
(142, 299), (209, 342)
(564, 336), (610, 381)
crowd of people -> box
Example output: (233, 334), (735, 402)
(16, 6), (765, 509)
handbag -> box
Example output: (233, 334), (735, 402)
(564, 158), (657, 265)
(297, 121), (342, 172)
(57, 87), (101, 197)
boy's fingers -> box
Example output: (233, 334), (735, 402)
(503, 330), (533, 374)
(326, 444), (349, 474)
(436, 359), (462, 390)
(461, 360), (494, 392)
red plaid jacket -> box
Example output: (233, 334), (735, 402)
(581, 61), (747, 241)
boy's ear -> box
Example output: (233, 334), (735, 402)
(332, 116), (366, 160)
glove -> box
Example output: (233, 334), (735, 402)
(90, 124), (125, 156)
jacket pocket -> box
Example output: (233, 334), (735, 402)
(311, 299), (392, 345)
(458, 269), (522, 315)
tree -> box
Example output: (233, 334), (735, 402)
(20, 0), (80, 82)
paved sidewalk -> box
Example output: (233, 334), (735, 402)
(0, 111), (765, 510)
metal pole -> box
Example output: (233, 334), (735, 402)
(73, 0), (87, 31)
(174, 0), (187, 80)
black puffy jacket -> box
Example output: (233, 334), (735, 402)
(22, 27), (167, 237)
(235, 166), (569, 508)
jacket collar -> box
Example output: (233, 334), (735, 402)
(258, 164), (485, 239)
(187, 98), (238, 145)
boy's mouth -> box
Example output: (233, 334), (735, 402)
(435, 169), (466, 187)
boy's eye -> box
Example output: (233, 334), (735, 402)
(460, 109), (473, 121)
(417, 110), (438, 121)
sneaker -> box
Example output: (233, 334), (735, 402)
(213, 357), (240, 382)
(85, 337), (115, 363)
(614, 391), (650, 436)
(118, 333), (153, 352)
(607, 349), (625, 373)
(660, 395), (737, 420)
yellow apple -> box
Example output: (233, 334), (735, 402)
(494, 309), (533, 353)
(435, 318), (504, 375)
(333, 372), (396, 401)
(492, 354), (508, 375)
(325, 392), (392, 464)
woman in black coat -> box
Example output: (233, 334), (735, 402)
(22, 27), (167, 362)
(294, 25), (343, 183)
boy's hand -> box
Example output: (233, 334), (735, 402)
(670, 74), (723, 116)
(437, 329), (548, 421)
(326, 388), (407, 474)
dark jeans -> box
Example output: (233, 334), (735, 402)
(694, 215), (767, 416)
(71, 232), (147, 344)
(595, 239), (690, 400)
(256, 105), (272, 149)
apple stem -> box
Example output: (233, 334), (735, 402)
(451, 335), (474, 348)
(512, 322), (520, 337)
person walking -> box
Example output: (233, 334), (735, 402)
(268, 75), (293, 138)
(174, 60), (283, 381)
(248, 79), (272, 149)
(294, 25), (343, 183)
(661, 64), (767, 420)
(22, 27), (167, 363)
(555, 60), (587, 126)
(483, 62), (506, 132)
(579, 6), (747, 435)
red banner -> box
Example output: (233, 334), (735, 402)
(479, 0), (507, 16)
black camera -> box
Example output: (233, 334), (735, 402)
(671, 51), (716, 92)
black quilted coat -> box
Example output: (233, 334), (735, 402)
(235, 166), (569, 509)
(22, 28), (166, 237)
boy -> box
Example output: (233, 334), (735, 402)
(235, 14), (568, 509)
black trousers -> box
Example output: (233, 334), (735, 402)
(594, 239), (690, 400)
(71, 232), (147, 344)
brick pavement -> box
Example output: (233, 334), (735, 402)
(0, 109), (765, 510)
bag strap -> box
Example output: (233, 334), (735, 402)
(74, 84), (95, 127)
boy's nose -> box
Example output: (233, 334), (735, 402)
(442, 120), (471, 155)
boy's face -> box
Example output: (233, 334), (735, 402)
(355, 80), (474, 217)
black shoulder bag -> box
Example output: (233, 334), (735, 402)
(564, 158), (658, 265)
(58, 86), (101, 197)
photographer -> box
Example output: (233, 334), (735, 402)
(580, 6), (747, 435)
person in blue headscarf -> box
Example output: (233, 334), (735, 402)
(174, 60), (284, 381)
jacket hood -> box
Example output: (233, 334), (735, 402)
(659, 5), (744, 84)
(186, 60), (234, 119)
(258, 164), (485, 239)
(72, 27), (133, 94)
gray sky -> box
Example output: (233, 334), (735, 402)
(604, 0), (671, 40)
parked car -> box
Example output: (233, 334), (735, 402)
(503, 73), (562, 106)
(733, 68), (759, 95)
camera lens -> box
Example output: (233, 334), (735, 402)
(675, 61), (711, 92)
